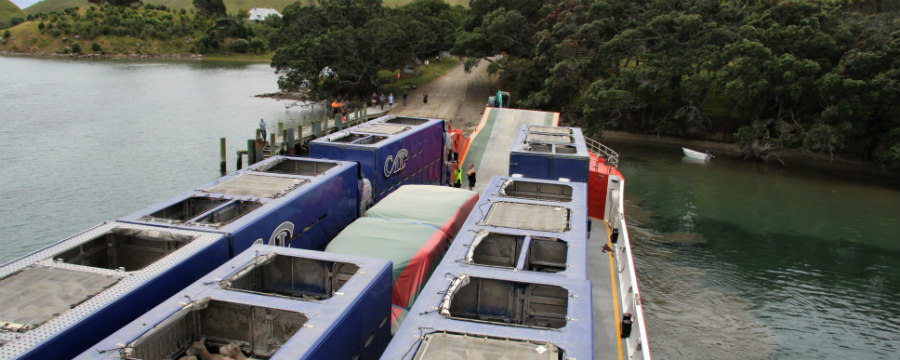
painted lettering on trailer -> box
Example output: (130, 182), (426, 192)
(384, 149), (409, 178)
(269, 221), (295, 247)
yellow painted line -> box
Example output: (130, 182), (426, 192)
(594, 216), (624, 360)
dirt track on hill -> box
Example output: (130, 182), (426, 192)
(388, 59), (493, 135)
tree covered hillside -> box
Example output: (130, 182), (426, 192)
(22, 0), (467, 15)
(454, 0), (899, 166)
(1, 0), (26, 28)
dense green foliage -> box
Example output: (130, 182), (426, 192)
(28, 3), (207, 43)
(193, 0), (225, 17)
(9, 1), (281, 55)
(270, 0), (465, 101)
(454, 0), (899, 166)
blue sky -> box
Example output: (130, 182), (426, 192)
(11, 0), (41, 9)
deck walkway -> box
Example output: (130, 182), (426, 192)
(459, 107), (558, 193)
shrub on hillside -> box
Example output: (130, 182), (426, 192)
(231, 38), (249, 53)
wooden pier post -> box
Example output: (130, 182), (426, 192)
(236, 150), (245, 170)
(297, 125), (303, 153)
(220, 138), (227, 175)
(278, 122), (284, 135)
(247, 139), (256, 165)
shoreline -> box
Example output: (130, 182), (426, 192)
(0, 50), (205, 59)
(600, 130), (900, 188)
(0, 51), (271, 62)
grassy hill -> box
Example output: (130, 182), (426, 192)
(23, 0), (468, 15)
(1, 0), (26, 28)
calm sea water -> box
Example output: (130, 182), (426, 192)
(604, 141), (900, 359)
(0, 55), (328, 262)
(0, 56), (897, 359)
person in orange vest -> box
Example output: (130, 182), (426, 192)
(331, 100), (341, 116)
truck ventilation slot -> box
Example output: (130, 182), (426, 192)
(328, 132), (369, 143)
(253, 158), (338, 175)
(203, 174), (308, 198)
(190, 200), (261, 227)
(499, 179), (573, 202)
(483, 202), (571, 233)
(354, 135), (388, 145)
(526, 143), (553, 153)
(222, 254), (359, 300)
(525, 133), (573, 144)
(466, 231), (524, 268)
(383, 117), (428, 126)
(466, 231), (567, 273)
(413, 332), (562, 360)
(439, 275), (569, 329)
(527, 126), (571, 135)
(555, 145), (577, 154)
(358, 123), (409, 135)
(0, 267), (122, 331)
(145, 197), (229, 223)
(124, 298), (305, 360)
(53, 227), (193, 271)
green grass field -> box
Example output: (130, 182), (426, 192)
(1, 0), (26, 27)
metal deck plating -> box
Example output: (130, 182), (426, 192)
(0, 222), (226, 360)
(76, 245), (392, 360)
(119, 156), (361, 253)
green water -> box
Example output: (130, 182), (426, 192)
(1, 55), (897, 359)
(607, 141), (900, 359)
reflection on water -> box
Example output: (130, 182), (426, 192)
(614, 141), (900, 359)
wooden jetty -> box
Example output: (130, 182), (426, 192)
(219, 104), (394, 174)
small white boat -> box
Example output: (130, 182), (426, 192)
(682, 147), (713, 161)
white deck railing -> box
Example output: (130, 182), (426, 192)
(608, 177), (652, 360)
(585, 136), (619, 169)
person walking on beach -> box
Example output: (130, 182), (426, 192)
(258, 118), (267, 142)
(388, 93), (394, 107)
(379, 93), (386, 110)
(402, 90), (408, 106)
(423, 91), (429, 105)
(466, 163), (477, 190)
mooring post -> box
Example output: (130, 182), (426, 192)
(219, 138), (227, 175)
(297, 125), (303, 153)
(236, 150), (244, 170)
(278, 122), (284, 135)
(269, 133), (275, 156)
(247, 139), (256, 165)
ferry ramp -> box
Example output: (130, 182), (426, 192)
(460, 107), (559, 193)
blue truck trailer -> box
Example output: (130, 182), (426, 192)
(76, 244), (392, 360)
(118, 156), (362, 255)
(308, 115), (446, 202)
(509, 125), (591, 183)
(0, 223), (227, 360)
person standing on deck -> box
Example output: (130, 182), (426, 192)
(379, 93), (386, 110)
(452, 162), (462, 188)
(466, 163), (477, 190)
(258, 118), (267, 142)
